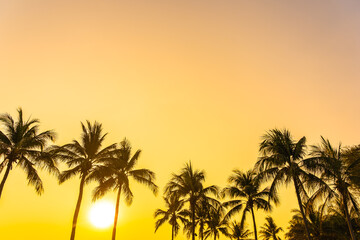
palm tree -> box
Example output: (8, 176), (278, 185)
(203, 206), (228, 240)
(57, 121), (117, 240)
(303, 137), (360, 240)
(227, 221), (252, 240)
(256, 128), (314, 240)
(165, 162), (218, 240)
(154, 194), (188, 240)
(92, 138), (158, 240)
(259, 216), (282, 240)
(0, 108), (56, 199)
(223, 169), (272, 240)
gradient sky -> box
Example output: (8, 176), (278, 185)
(0, 1), (360, 239)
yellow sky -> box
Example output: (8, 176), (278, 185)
(0, 0), (360, 239)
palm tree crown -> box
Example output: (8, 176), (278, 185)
(227, 221), (252, 240)
(259, 216), (283, 240)
(256, 128), (313, 240)
(165, 162), (218, 240)
(223, 169), (272, 240)
(154, 194), (188, 240)
(304, 136), (360, 240)
(0, 108), (56, 198)
(93, 138), (158, 240)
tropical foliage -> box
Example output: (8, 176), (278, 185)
(3, 109), (360, 240)
(0, 108), (57, 199)
(93, 138), (158, 240)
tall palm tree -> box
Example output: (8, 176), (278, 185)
(154, 194), (188, 240)
(92, 138), (158, 240)
(0, 108), (56, 199)
(259, 216), (282, 240)
(57, 121), (117, 240)
(227, 221), (252, 240)
(256, 128), (314, 240)
(304, 137), (360, 240)
(203, 206), (228, 240)
(223, 169), (272, 240)
(165, 162), (218, 240)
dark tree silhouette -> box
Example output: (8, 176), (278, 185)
(154, 194), (188, 240)
(0, 108), (56, 199)
(259, 216), (282, 240)
(203, 205), (228, 240)
(304, 137), (360, 240)
(165, 162), (218, 240)
(223, 169), (272, 240)
(256, 129), (314, 240)
(92, 138), (158, 240)
(227, 221), (252, 240)
(57, 121), (117, 240)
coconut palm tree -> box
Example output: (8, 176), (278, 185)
(227, 221), (252, 240)
(92, 138), (158, 240)
(203, 206), (228, 240)
(165, 162), (218, 240)
(256, 128), (314, 240)
(223, 169), (273, 240)
(154, 194), (188, 240)
(259, 216), (282, 240)
(303, 137), (360, 240)
(57, 121), (117, 240)
(0, 108), (56, 199)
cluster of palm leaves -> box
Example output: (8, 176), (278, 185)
(0, 109), (158, 240)
(2, 109), (360, 240)
(155, 129), (360, 240)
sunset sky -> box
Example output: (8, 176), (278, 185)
(0, 1), (360, 239)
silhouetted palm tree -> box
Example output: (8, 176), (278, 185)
(223, 169), (272, 240)
(154, 194), (188, 240)
(196, 199), (213, 240)
(285, 200), (359, 240)
(227, 221), (252, 240)
(93, 138), (158, 240)
(165, 162), (218, 240)
(304, 137), (360, 240)
(259, 216), (282, 240)
(57, 121), (116, 240)
(256, 129), (313, 240)
(0, 108), (56, 199)
(203, 206), (228, 240)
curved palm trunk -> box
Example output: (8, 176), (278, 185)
(70, 175), (86, 240)
(293, 177), (311, 240)
(112, 185), (122, 240)
(343, 197), (356, 240)
(0, 161), (12, 199)
(250, 205), (258, 240)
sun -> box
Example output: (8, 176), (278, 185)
(89, 201), (116, 229)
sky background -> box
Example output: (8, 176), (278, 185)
(0, 0), (360, 239)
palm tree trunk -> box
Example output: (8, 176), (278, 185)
(293, 177), (311, 240)
(343, 196), (357, 240)
(70, 175), (86, 240)
(191, 201), (195, 240)
(250, 205), (258, 240)
(112, 186), (122, 240)
(0, 161), (12, 199)
(172, 225), (174, 240)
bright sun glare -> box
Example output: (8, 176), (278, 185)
(89, 201), (116, 229)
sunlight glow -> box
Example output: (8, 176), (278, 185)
(89, 201), (116, 229)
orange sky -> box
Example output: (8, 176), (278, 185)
(0, 1), (360, 239)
